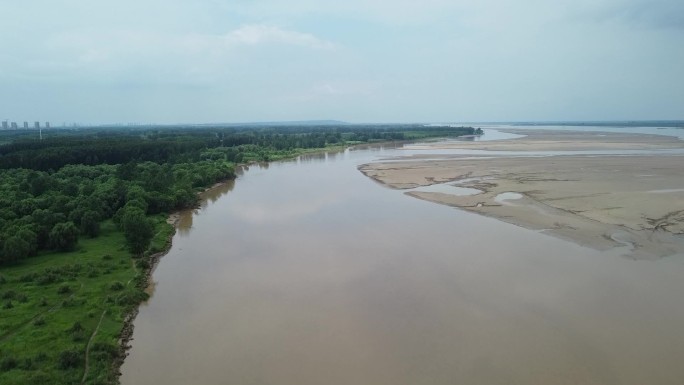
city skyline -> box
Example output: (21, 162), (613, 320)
(1, 120), (50, 129)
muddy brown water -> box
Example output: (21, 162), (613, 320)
(120, 145), (684, 385)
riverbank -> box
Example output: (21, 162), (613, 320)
(116, 215), (176, 376)
(359, 130), (684, 259)
(116, 178), (236, 378)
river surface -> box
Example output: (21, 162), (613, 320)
(120, 137), (684, 385)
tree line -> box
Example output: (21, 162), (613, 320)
(0, 124), (479, 265)
(0, 124), (477, 170)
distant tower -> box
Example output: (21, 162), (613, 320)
(1, 121), (7, 130)
(45, 121), (50, 128)
(23, 121), (29, 129)
(10, 122), (18, 129)
(34, 121), (40, 129)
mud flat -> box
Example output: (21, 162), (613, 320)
(360, 131), (684, 259)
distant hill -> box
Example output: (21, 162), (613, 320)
(202, 120), (349, 127)
(89, 120), (348, 129)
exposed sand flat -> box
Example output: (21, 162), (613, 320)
(360, 131), (684, 259)
(406, 129), (684, 152)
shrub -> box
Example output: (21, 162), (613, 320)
(115, 290), (148, 307)
(1, 290), (16, 300)
(136, 258), (150, 269)
(91, 342), (120, 361)
(33, 352), (48, 363)
(19, 357), (34, 370)
(18, 272), (37, 283)
(33, 317), (45, 327)
(57, 284), (71, 294)
(36, 272), (60, 285)
(72, 330), (86, 342)
(0, 356), (18, 371)
(67, 322), (84, 333)
(26, 371), (51, 385)
(26, 371), (55, 385)
(57, 350), (81, 370)
(109, 281), (125, 291)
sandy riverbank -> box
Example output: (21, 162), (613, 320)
(406, 129), (684, 152)
(359, 130), (684, 259)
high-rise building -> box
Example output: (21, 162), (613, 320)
(10, 122), (18, 129)
(1, 121), (7, 130)
(23, 121), (29, 129)
(45, 121), (50, 128)
(34, 121), (40, 129)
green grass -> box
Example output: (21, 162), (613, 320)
(0, 219), (173, 385)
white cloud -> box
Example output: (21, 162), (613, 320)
(224, 25), (335, 50)
(10, 24), (336, 84)
(286, 81), (379, 103)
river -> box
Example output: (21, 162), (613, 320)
(120, 135), (684, 385)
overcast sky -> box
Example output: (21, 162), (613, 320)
(0, 0), (682, 124)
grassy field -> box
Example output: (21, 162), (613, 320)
(0, 217), (172, 385)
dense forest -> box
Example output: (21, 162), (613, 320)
(0, 124), (479, 384)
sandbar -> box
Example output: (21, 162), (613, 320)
(359, 130), (684, 259)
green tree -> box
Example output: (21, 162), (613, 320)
(2, 236), (31, 263)
(31, 208), (64, 248)
(122, 209), (154, 255)
(80, 210), (100, 238)
(15, 227), (38, 256)
(48, 222), (79, 251)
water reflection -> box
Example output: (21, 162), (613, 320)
(201, 179), (236, 204)
(178, 180), (236, 236)
(297, 149), (347, 164)
(176, 210), (193, 236)
(301, 151), (327, 162)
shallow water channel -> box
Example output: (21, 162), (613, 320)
(120, 143), (684, 385)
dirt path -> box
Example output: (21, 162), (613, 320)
(81, 309), (107, 384)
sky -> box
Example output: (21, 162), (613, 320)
(0, 0), (682, 124)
